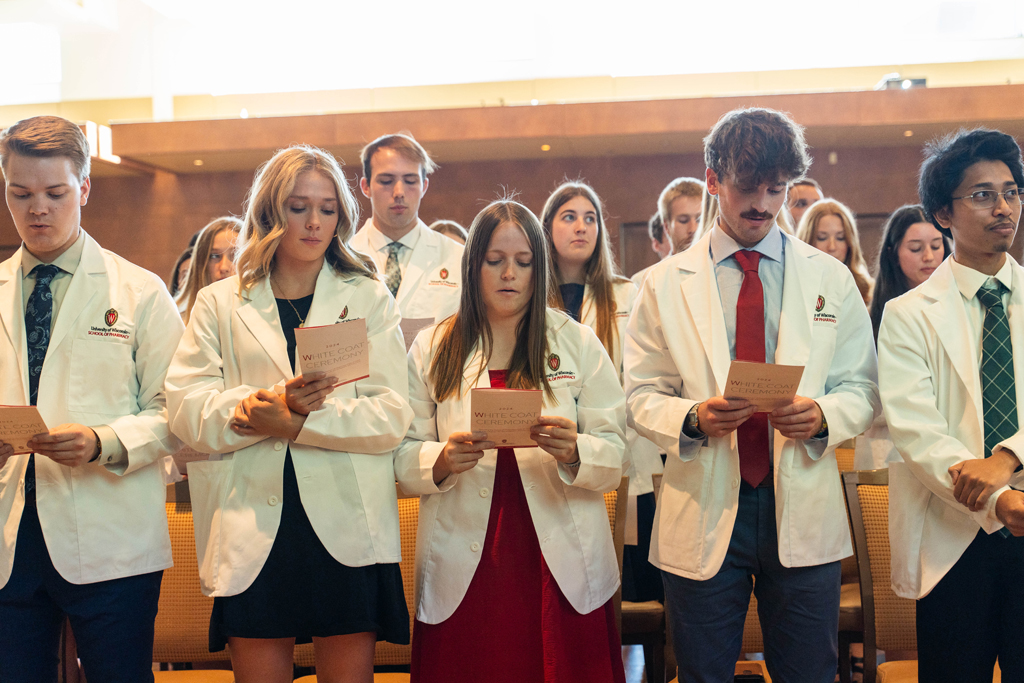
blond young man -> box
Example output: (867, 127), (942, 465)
(0, 116), (183, 682)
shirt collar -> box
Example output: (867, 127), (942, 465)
(709, 219), (784, 266)
(365, 217), (423, 253)
(949, 255), (1014, 301)
(22, 228), (85, 278)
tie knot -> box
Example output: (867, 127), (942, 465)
(977, 281), (1006, 310)
(387, 242), (403, 257)
(734, 250), (761, 273)
(30, 264), (61, 287)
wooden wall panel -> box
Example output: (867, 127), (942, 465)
(0, 143), (1011, 286)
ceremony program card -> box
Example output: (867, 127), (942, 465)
(400, 317), (434, 352)
(0, 406), (49, 454)
(471, 388), (544, 448)
(294, 318), (370, 386)
(723, 361), (805, 413)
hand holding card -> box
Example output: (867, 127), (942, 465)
(294, 318), (370, 387)
(470, 389), (543, 448)
(0, 406), (49, 454)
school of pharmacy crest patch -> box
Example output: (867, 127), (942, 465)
(439, 268), (449, 280)
(104, 308), (118, 327)
(547, 354), (560, 371)
(815, 296), (825, 312)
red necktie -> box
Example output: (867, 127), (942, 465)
(733, 250), (770, 488)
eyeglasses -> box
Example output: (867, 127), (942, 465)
(952, 188), (1024, 210)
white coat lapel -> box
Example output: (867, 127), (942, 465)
(775, 237), (817, 369)
(0, 252), (28, 402)
(678, 240), (730, 393)
(396, 223), (435, 308)
(47, 236), (101, 354)
(922, 262), (981, 416)
(1006, 260), (1024, 421)
(237, 277), (292, 378)
(304, 263), (357, 327)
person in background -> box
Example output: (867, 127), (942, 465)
(788, 177), (824, 226)
(0, 115), (184, 682)
(396, 199), (626, 683)
(879, 128), (1024, 682)
(169, 246), (193, 299)
(542, 181), (664, 602)
(429, 219), (468, 245)
(659, 177), (705, 254)
(797, 198), (875, 305)
(854, 204), (951, 471)
(176, 216), (241, 322)
(350, 133), (463, 326)
(626, 107), (878, 683)
(166, 145), (413, 683)
(631, 213), (671, 287)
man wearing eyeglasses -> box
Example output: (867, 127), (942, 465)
(879, 128), (1024, 682)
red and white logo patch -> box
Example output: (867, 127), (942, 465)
(105, 308), (118, 327)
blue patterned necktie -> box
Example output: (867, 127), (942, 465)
(385, 242), (403, 298)
(24, 264), (60, 505)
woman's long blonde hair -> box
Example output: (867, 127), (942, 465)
(236, 145), (374, 294)
(177, 216), (242, 324)
(796, 198), (874, 305)
(429, 200), (553, 403)
(540, 181), (629, 360)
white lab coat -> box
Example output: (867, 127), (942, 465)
(625, 230), (879, 580)
(879, 257), (1024, 599)
(165, 264), (414, 597)
(395, 309), (626, 623)
(349, 220), (463, 322)
(576, 280), (663, 498)
(0, 231), (183, 588)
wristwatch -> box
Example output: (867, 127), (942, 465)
(683, 403), (705, 439)
(89, 429), (102, 463)
(813, 410), (829, 440)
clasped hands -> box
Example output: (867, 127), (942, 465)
(948, 449), (1024, 536)
(0, 424), (101, 469)
(432, 416), (578, 485)
(231, 371), (336, 440)
(696, 395), (823, 440)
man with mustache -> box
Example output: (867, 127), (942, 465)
(625, 107), (878, 682)
(879, 128), (1024, 682)
(350, 133), (463, 327)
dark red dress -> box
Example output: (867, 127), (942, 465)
(410, 370), (626, 683)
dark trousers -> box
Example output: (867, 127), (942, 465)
(662, 482), (841, 683)
(917, 528), (1024, 683)
(0, 500), (163, 683)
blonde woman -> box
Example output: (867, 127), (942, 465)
(396, 200), (627, 683)
(166, 145), (413, 683)
(541, 180), (664, 602)
(797, 198), (875, 305)
(176, 216), (242, 321)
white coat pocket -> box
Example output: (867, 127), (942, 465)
(69, 339), (135, 415)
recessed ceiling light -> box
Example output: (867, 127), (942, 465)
(193, 159), (204, 166)
(904, 130), (914, 137)
(240, 108), (249, 119)
(531, 99), (539, 106)
(541, 144), (551, 152)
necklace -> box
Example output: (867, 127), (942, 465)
(282, 296), (306, 327)
(272, 276), (310, 327)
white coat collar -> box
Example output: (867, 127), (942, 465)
(236, 261), (362, 378)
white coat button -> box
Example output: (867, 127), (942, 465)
(274, 441), (284, 451)
(268, 496), (279, 506)
(470, 542), (481, 552)
(732, 479), (739, 489)
(479, 488), (490, 498)
(528, 483), (536, 490)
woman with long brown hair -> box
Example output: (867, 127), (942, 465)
(541, 180), (664, 602)
(166, 145), (413, 683)
(175, 216), (242, 322)
(396, 199), (627, 683)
